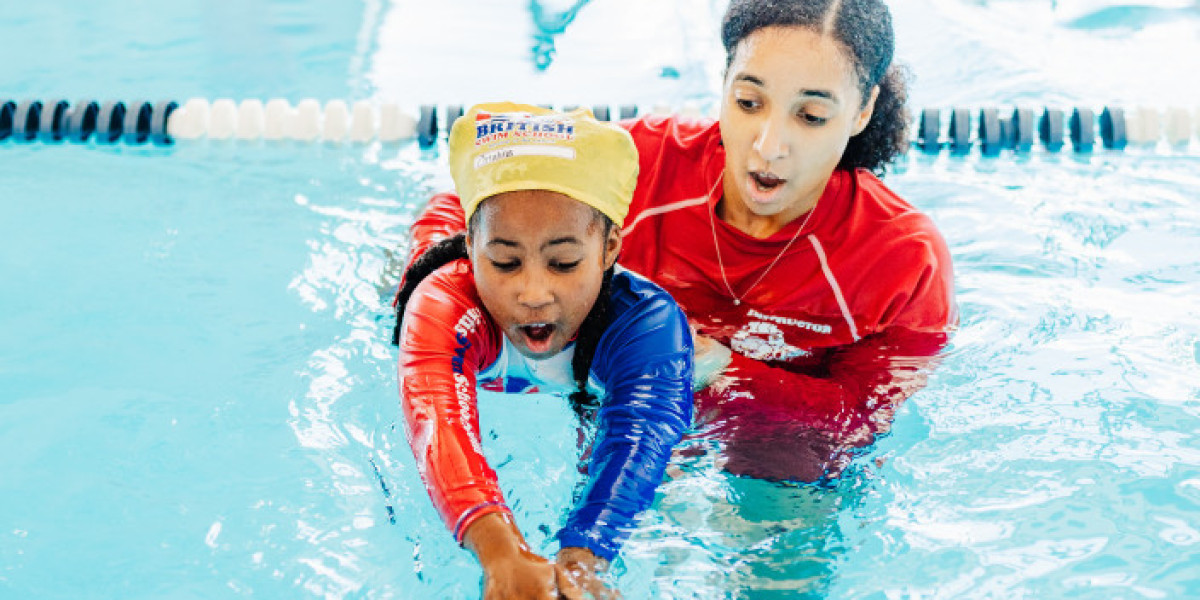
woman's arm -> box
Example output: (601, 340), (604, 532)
(699, 323), (950, 482)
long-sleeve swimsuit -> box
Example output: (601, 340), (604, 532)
(396, 193), (694, 560)
(616, 114), (958, 480)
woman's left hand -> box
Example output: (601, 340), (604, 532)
(691, 327), (733, 390)
(555, 547), (620, 599)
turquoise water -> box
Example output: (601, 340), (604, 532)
(3, 1), (1200, 598)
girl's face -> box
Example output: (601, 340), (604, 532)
(468, 190), (620, 359)
(719, 26), (878, 232)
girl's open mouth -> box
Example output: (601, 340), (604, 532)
(518, 323), (556, 353)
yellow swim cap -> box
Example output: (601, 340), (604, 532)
(448, 102), (638, 227)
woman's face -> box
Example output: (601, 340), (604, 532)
(468, 190), (619, 359)
(719, 25), (878, 229)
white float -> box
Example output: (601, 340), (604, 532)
(322, 100), (350, 142)
(1164, 107), (1191, 146)
(290, 99), (321, 141)
(350, 101), (375, 143)
(208, 99), (237, 140)
(1132, 106), (1161, 145)
(167, 98), (209, 140)
(236, 100), (265, 140)
(263, 99), (290, 141)
(379, 103), (416, 142)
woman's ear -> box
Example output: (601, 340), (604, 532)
(852, 86), (880, 136)
(603, 227), (622, 270)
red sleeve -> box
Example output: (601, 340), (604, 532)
(703, 326), (949, 482)
(701, 268), (954, 481)
(397, 259), (507, 542)
(393, 192), (469, 308)
(408, 192), (467, 264)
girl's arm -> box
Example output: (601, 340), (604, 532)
(400, 262), (571, 597)
(556, 276), (695, 562)
(397, 260), (507, 542)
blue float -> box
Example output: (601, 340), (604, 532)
(94, 101), (127, 144)
(918, 108), (940, 153)
(1099, 106), (1127, 150)
(0, 100), (15, 141)
(1012, 108), (1035, 153)
(445, 104), (464, 133)
(123, 100), (153, 145)
(150, 100), (178, 145)
(979, 108), (1002, 157)
(948, 107), (971, 154)
(38, 99), (69, 143)
(1039, 108), (1065, 152)
(12, 100), (43, 142)
(417, 104), (437, 148)
(1069, 107), (1095, 153)
(65, 99), (99, 143)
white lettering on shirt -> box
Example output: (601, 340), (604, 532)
(746, 308), (832, 335)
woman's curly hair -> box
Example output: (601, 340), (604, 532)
(721, 0), (911, 175)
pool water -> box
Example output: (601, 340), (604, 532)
(3, 0), (1199, 598)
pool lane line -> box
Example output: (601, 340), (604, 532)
(1, 98), (1197, 155)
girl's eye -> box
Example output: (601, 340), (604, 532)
(550, 260), (581, 272)
(736, 98), (760, 111)
(491, 260), (519, 272)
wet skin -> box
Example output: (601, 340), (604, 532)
(467, 189), (620, 360)
(462, 189), (620, 598)
(718, 25), (879, 238)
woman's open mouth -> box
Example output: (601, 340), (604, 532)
(748, 171), (787, 201)
(517, 323), (557, 354)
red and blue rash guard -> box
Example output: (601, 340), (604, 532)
(396, 195), (693, 561)
(617, 115), (957, 478)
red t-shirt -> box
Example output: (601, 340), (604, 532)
(619, 115), (957, 480)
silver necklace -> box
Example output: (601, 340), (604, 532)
(707, 174), (819, 306)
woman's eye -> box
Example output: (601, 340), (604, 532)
(490, 260), (519, 272)
(550, 260), (581, 272)
(736, 98), (759, 111)
(800, 112), (828, 125)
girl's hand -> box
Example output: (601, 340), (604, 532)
(555, 547), (620, 599)
(691, 325), (733, 390)
(464, 513), (559, 599)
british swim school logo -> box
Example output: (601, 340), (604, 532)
(474, 111), (575, 146)
(472, 111), (577, 168)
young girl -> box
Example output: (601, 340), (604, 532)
(392, 103), (693, 598)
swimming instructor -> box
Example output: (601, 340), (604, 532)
(615, 0), (956, 481)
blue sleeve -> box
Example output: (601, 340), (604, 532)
(555, 271), (694, 561)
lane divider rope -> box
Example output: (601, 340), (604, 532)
(1, 98), (1197, 155)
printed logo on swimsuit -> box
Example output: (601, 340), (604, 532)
(731, 321), (811, 362)
(450, 308), (485, 455)
(481, 376), (540, 394)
